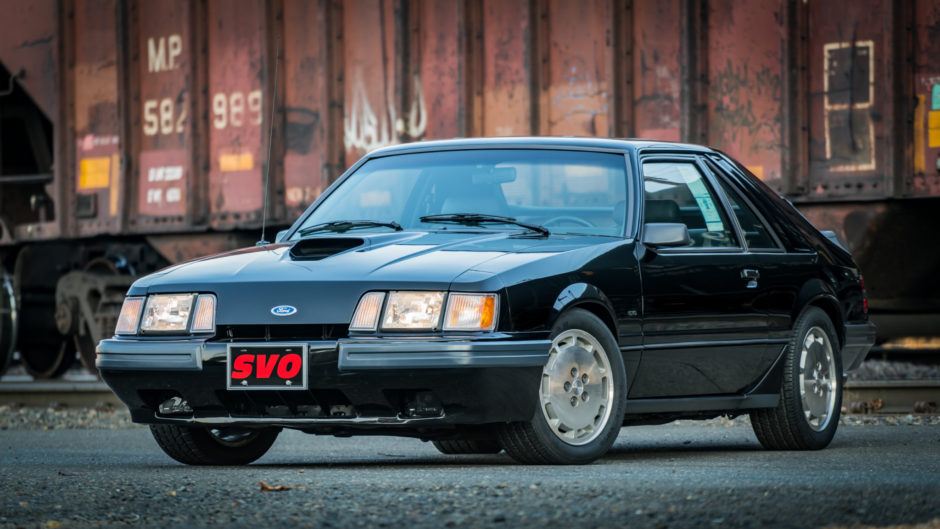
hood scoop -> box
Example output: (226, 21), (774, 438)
(289, 237), (365, 261)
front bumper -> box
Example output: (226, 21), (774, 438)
(97, 337), (549, 431)
(842, 321), (877, 371)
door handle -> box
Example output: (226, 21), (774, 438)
(741, 269), (760, 280)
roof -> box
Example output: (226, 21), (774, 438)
(366, 136), (714, 157)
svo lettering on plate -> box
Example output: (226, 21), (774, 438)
(227, 345), (307, 390)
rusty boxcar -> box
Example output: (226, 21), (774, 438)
(1, 0), (938, 377)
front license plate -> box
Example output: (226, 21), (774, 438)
(227, 343), (308, 390)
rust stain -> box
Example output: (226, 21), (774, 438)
(633, 0), (681, 140)
(0, 0), (58, 118)
(11, 0), (940, 248)
(282, 0), (326, 211)
(482, 0), (532, 136)
(706, 0), (783, 185)
(543, 0), (610, 136)
(206, 0), (265, 221)
(135, 0), (192, 220)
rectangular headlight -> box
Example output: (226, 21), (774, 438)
(140, 294), (195, 333)
(443, 293), (497, 331)
(115, 297), (144, 335)
(381, 291), (444, 330)
(350, 292), (386, 331)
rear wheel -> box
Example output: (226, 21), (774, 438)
(150, 424), (280, 465)
(497, 308), (626, 464)
(431, 438), (502, 455)
(750, 307), (842, 450)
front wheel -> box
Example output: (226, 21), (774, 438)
(498, 308), (626, 464)
(750, 307), (843, 450)
(150, 424), (280, 465)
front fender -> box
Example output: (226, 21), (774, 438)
(549, 282), (618, 329)
(548, 282), (641, 392)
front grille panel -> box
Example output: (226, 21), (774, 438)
(214, 388), (396, 418)
(214, 324), (349, 342)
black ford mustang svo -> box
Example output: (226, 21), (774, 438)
(98, 137), (876, 465)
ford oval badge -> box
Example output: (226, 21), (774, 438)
(271, 305), (297, 317)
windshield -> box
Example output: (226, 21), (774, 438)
(292, 149), (629, 239)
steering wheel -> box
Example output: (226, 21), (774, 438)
(543, 216), (594, 228)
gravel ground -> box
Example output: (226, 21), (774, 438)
(848, 359), (940, 381)
(2, 359), (938, 528)
(1, 424), (937, 529)
(0, 403), (142, 431)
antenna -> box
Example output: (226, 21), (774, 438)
(256, 37), (279, 246)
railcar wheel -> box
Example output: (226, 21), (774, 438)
(15, 246), (75, 379)
(74, 255), (133, 376)
(750, 307), (843, 450)
(150, 424), (280, 466)
(74, 324), (98, 376)
(431, 439), (502, 455)
(0, 269), (17, 377)
(497, 308), (626, 465)
(20, 331), (75, 379)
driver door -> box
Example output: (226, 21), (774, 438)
(632, 157), (773, 398)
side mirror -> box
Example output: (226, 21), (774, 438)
(275, 229), (289, 243)
(642, 223), (691, 247)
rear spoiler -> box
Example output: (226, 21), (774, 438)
(820, 230), (848, 252)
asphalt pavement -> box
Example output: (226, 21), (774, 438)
(1, 422), (938, 528)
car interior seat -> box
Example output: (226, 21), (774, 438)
(440, 185), (510, 217)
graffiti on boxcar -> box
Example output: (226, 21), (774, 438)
(708, 59), (781, 154)
(549, 57), (608, 134)
(823, 40), (876, 172)
(635, 49), (681, 138)
(344, 72), (427, 153)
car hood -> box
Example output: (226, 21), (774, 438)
(130, 231), (619, 325)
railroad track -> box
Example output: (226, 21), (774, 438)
(842, 380), (940, 414)
(1, 378), (938, 414)
(0, 379), (122, 407)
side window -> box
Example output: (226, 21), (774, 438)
(712, 175), (778, 249)
(642, 161), (738, 248)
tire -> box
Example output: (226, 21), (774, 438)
(750, 306), (843, 450)
(0, 269), (17, 377)
(150, 424), (280, 465)
(497, 308), (627, 465)
(432, 438), (502, 455)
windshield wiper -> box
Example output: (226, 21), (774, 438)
(419, 213), (549, 237)
(299, 220), (402, 236)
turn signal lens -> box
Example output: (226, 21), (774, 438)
(350, 292), (386, 331)
(115, 297), (144, 335)
(191, 294), (217, 333)
(382, 291), (445, 330)
(443, 293), (497, 331)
